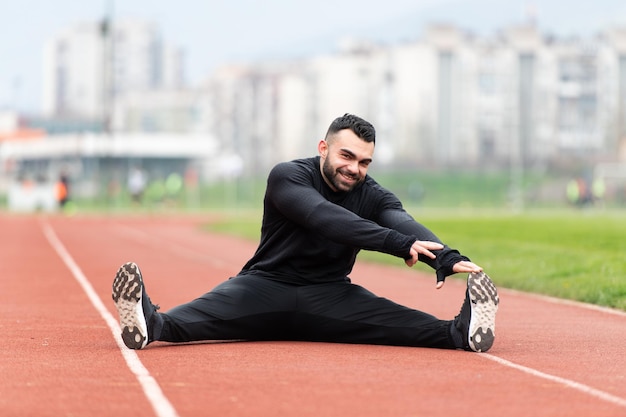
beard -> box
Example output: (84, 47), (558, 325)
(322, 158), (361, 192)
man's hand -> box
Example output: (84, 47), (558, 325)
(404, 240), (443, 268)
(435, 260), (484, 289)
(452, 260), (483, 274)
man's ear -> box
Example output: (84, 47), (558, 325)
(318, 139), (328, 158)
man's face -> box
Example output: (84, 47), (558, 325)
(318, 129), (374, 192)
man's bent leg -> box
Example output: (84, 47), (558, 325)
(158, 276), (298, 343)
(296, 282), (456, 349)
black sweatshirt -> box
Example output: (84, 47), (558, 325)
(239, 156), (469, 284)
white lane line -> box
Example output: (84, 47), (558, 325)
(41, 221), (179, 417)
(483, 353), (626, 409)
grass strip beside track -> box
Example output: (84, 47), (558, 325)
(204, 209), (626, 311)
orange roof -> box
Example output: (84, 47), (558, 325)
(0, 128), (46, 142)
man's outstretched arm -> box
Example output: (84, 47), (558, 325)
(377, 208), (480, 287)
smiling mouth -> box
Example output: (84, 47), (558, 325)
(339, 171), (357, 183)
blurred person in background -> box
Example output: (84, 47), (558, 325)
(112, 113), (499, 353)
(56, 171), (70, 210)
(128, 166), (146, 205)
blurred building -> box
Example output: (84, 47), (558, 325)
(42, 18), (185, 130)
(113, 88), (199, 133)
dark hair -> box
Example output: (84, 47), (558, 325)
(325, 113), (376, 144)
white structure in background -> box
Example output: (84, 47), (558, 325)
(7, 182), (58, 213)
(0, 133), (220, 212)
(0, 111), (20, 132)
(42, 19), (184, 123)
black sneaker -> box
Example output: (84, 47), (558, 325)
(454, 271), (499, 352)
(112, 262), (160, 349)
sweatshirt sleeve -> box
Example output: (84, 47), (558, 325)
(266, 162), (416, 259)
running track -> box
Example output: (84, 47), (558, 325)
(2, 213), (625, 417)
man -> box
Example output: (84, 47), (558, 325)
(127, 166), (146, 205)
(112, 114), (499, 352)
(56, 172), (70, 209)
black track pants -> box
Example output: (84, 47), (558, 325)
(156, 275), (456, 349)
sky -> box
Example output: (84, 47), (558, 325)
(2, 0), (626, 114)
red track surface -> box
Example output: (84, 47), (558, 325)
(2, 213), (625, 417)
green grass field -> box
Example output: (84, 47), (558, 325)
(205, 209), (626, 311)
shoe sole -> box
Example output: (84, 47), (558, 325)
(467, 271), (499, 352)
(112, 262), (148, 349)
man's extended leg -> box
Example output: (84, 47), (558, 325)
(112, 263), (299, 349)
(294, 280), (456, 349)
(154, 275), (298, 343)
(294, 272), (499, 351)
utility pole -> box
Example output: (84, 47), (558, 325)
(100, 0), (114, 135)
